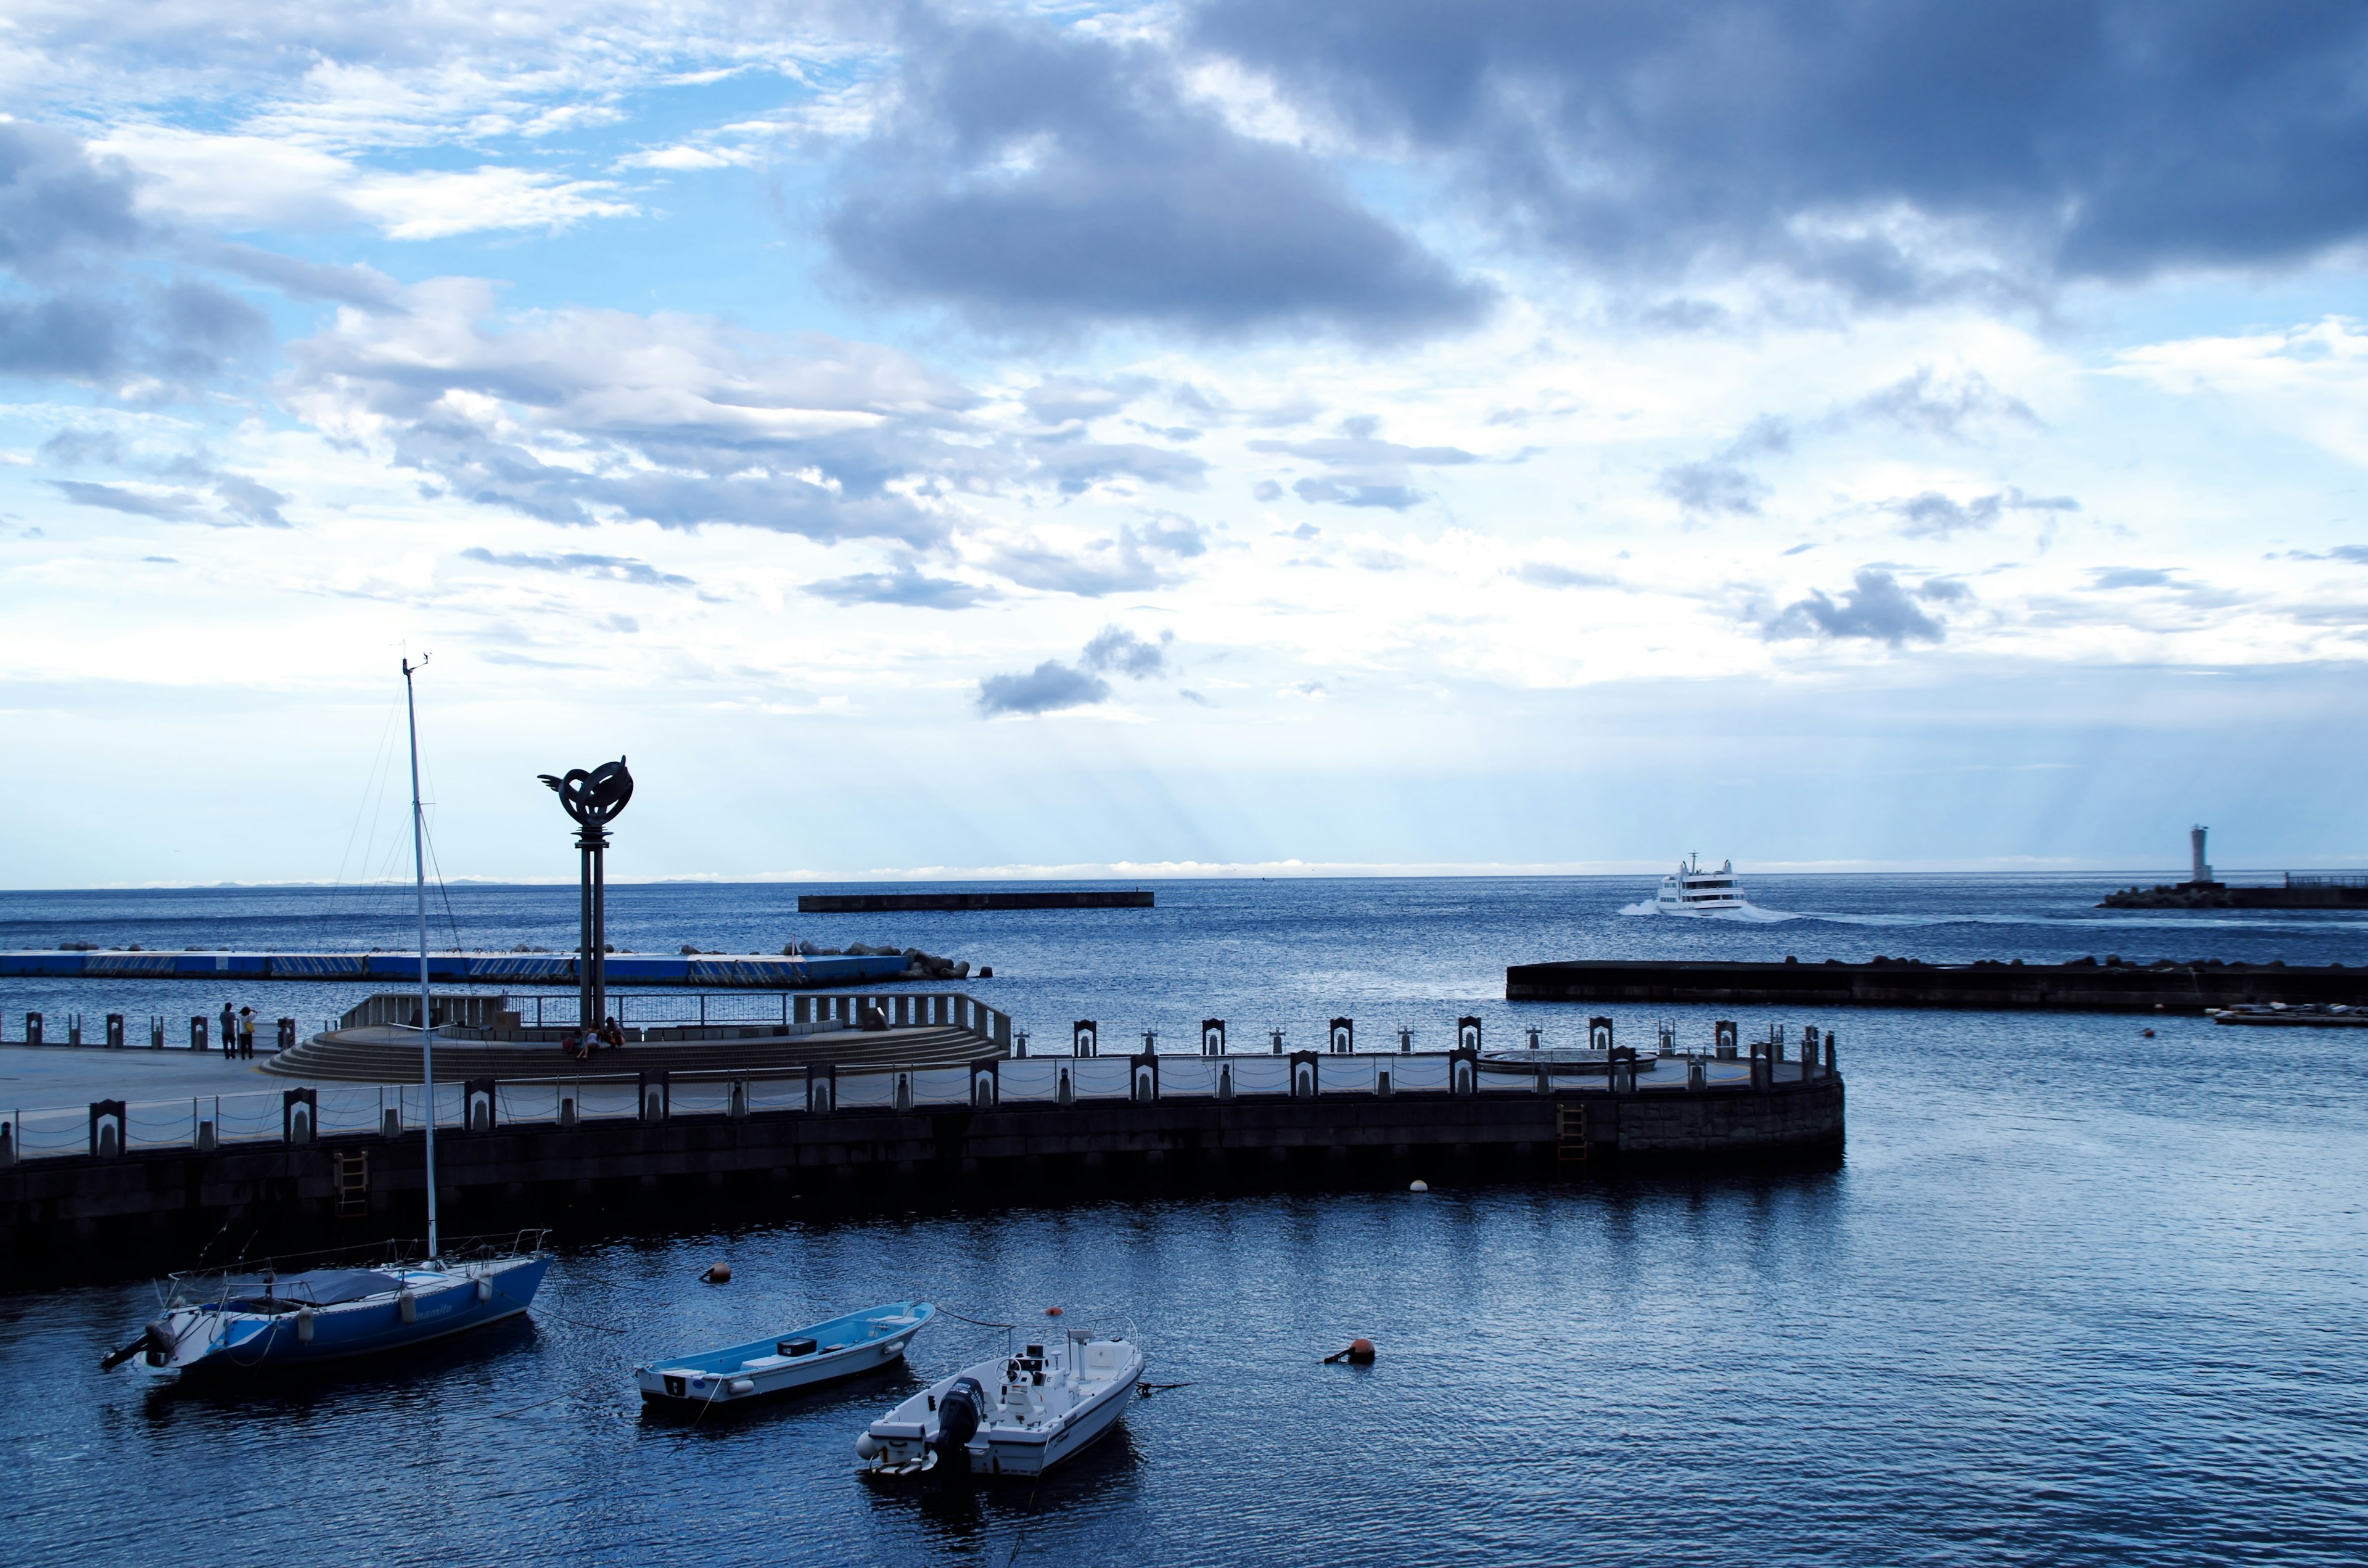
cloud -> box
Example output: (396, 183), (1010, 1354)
(286, 279), (975, 544)
(977, 659), (1111, 715)
(1658, 414), (1791, 515)
(49, 480), (205, 521)
(1856, 368), (2039, 438)
(1191, 1), (2368, 300)
(1885, 486), (2079, 539)
(1249, 432), (1478, 468)
(1511, 560), (1618, 589)
(1022, 376), (1149, 425)
(460, 546), (694, 588)
(1026, 437), (1207, 494)
(826, 7), (1491, 339)
(1767, 569), (1946, 644)
(1294, 477), (1423, 509)
(2090, 567), (2178, 589)
(0, 122), (266, 387)
(987, 519), (1204, 596)
(804, 562), (995, 609)
(1081, 625), (1171, 677)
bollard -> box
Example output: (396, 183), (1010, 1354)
(1657, 1019), (1677, 1056)
(1397, 1026), (1413, 1053)
(1202, 1019), (1226, 1056)
(1328, 1017), (1354, 1054)
(0, 1119), (12, 1167)
(276, 1017), (296, 1053)
(1826, 1031), (1839, 1075)
(1270, 1028), (1285, 1054)
(68, 1015), (83, 1047)
(559, 1093), (578, 1128)
(1073, 1020), (1098, 1057)
(1687, 1056), (1705, 1090)
(106, 1014), (125, 1049)
(190, 1016), (208, 1052)
(25, 1012), (41, 1047)
(150, 1017), (165, 1049)
(1714, 1020), (1738, 1060)
(1457, 1016), (1482, 1052)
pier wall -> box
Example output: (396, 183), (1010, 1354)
(1508, 959), (2368, 1014)
(0, 1079), (1842, 1250)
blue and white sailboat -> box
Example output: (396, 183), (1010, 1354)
(103, 655), (552, 1378)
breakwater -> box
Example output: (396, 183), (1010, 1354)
(1506, 957), (2368, 1013)
(0, 1051), (1841, 1249)
(797, 890), (1154, 912)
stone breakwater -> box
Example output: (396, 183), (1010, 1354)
(1507, 956), (2368, 1014)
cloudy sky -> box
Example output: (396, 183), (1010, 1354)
(4, 0), (2366, 886)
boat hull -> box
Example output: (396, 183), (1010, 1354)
(862, 1336), (1144, 1480)
(636, 1302), (932, 1407)
(144, 1255), (551, 1377)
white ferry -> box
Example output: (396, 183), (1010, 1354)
(1653, 854), (1748, 915)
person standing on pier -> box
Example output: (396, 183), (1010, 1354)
(219, 1002), (234, 1059)
(237, 1008), (256, 1059)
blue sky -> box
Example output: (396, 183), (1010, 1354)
(2, 0), (2366, 885)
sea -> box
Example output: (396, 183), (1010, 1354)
(4, 873), (2366, 1567)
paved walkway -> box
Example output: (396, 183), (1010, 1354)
(0, 1045), (279, 1109)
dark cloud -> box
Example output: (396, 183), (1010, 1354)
(1082, 625), (1172, 677)
(0, 123), (267, 387)
(1886, 486), (2078, 539)
(977, 659), (1111, 715)
(49, 480), (203, 520)
(1768, 569), (1946, 644)
(1190, 1), (2368, 297)
(804, 562), (994, 609)
(1657, 460), (1766, 517)
(1916, 577), (1974, 603)
(1511, 560), (1618, 589)
(1138, 513), (1209, 557)
(1021, 376), (1149, 425)
(1025, 437), (1207, 494)
(1294, 477), (1423, 509)
(1249, 433), (1478, 467)
(461, 546), (695, 588)
(1178, 688), (1211, 705)
(289, 299), (978, 546)
(989, 519), (1204, 596)
(829, 7), (1491, 339)
(42, 435), (289, 525)
(1856, 368), (2039, 438)
(199, 244), (406, 311)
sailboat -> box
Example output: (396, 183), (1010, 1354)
(102, 655), (552, 1378)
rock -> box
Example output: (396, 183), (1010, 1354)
(978, 966), (993, 979)
(954, 960), (971, 979)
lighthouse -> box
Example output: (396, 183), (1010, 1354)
(2189, 825), (2214, 887)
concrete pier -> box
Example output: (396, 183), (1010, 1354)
(0, 1072), (1843, 1252)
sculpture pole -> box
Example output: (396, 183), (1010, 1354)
(539, 758), (634, 1037)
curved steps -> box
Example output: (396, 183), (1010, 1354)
(261, 1024), (997, 1084)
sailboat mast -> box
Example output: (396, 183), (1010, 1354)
(401, 654), (438, 1260)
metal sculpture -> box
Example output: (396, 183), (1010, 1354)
(540, 757), (633, 1036)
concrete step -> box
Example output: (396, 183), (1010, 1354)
(260, 1025), (997, 1083)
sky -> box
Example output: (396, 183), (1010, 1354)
(3, 0), (2367, 887)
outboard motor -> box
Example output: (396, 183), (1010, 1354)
(99, 1316), (174, 1372)
(932, 1376), (984, 1471)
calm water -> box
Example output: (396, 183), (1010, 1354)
(7, 877), (2368, 1566)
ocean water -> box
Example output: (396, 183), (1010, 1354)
(5, 876), (2367, 1567)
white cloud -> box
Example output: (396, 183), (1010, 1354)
(94, 125), (637, 237)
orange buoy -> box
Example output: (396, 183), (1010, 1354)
(1347, 1337), (1375, 1363)
(2141, 1028), (2156, 1038)
(1046, 1306), (1063, 1316)
(703, 1261), (731, 1284)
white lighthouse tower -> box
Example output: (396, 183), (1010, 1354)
(2189, 825), (2214, 887)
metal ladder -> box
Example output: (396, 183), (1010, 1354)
(1556, 1104), (1589, 1164)
(333, 1149), (369, 1218)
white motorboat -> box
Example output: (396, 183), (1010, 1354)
(1650, 853), (1749, 916)
(857, 1331), (1144, 1479)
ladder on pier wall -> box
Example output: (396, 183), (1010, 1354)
(1556, 1105), (1589, 1164)
(333, 1149), (369, 1218)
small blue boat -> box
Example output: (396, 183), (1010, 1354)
(636, 1300), (935, 1407)
(106, 1233), (553, 1378)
